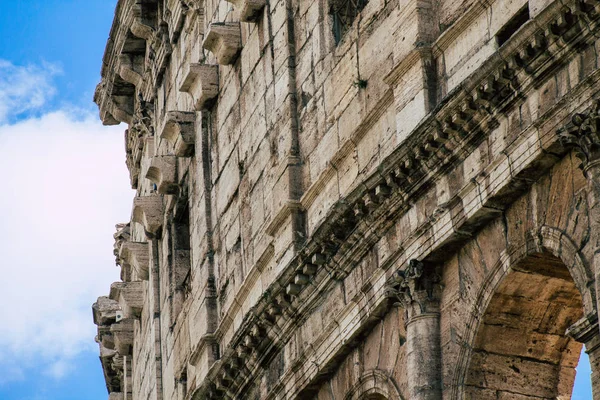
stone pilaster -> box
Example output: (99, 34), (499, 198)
(389, 259), (442, 400)
(567, 313), (600, 399)
(560, 102), (600, 331)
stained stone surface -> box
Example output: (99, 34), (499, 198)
(92, 0), (600, 399)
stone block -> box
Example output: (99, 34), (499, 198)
(180, 64), (219, 111)
(203, 22), (242, 66)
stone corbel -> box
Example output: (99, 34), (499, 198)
(110, 281), (144, 319)
(160, 111), (196, 156)
(92, 296), (121, 326)
(146, 155), (179, 194)
(132, 195), (164, 238)
(130, 2), (155, 40)
(119, 242), (151, 280)
(118, 54), (144, 87)
(224, 0), (265, 22)
(202, 22), (242, 65)
(110, 98), (134, 125)
(110, 318), (135, 356)
(180, 64), (219, 110)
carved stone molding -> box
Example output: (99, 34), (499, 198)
(202, 22), (242, 65)
(146, 155), (179, 195)
(387, 259), (442, 320)
(559, 100), (600, 174)
(180, 64), (219, 110)
(109, 281), (144, 319)
(224, 0), (265, 22)
(567, 312), (599, 344)
(160, 111), (196, 156)
(119, 242), (151, 280)
(132, 195), (164, 238)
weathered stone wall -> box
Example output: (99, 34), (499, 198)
(92, 0), (600, 399)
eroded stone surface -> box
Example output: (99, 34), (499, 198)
(92, 1), (600, 399)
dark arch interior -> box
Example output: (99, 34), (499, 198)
(465, 251), (584, 399)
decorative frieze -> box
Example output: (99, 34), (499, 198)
(180, 64), (219, 110)
(132, 195), (164, 238)
(159, 111), (196, 156)
(109, 281), (145, 319)
(202, 22), (242, 65)
(224, 0), (265, 22)
(146, 155), (179, 194)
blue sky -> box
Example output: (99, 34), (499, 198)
(0, 1), (594, 400)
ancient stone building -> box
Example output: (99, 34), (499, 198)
(92, 0), (600, 398)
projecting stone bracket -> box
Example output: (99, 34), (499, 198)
(225, 0), (265, 22)
(119, 241), (150, 280)
(118, 54), (144, 87)
(180, 64), (219, 111)
(130, 2), (155, 40)
(110, 318), (135, 356)
(132, 195), (164, 238)
(110, 281), (144, 319)
(146, 155), (179, 195)
(203, 22), (242, 65)
(160, 111), (196, 157)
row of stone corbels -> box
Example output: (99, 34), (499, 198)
(93, 296), (132, 399)
(190, 2), (600, 397)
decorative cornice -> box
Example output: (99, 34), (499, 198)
(202, 22), (242, 65)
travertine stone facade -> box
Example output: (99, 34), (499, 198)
(93, 0), (600, 398)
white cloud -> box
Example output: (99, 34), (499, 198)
(0, 60), (60, 123)
(0, 61), (133, 382)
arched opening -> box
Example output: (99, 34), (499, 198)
(465, 251), (586, 398)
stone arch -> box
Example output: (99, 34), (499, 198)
(451, 226), (595, 399)
(344, 370), (404, 400)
